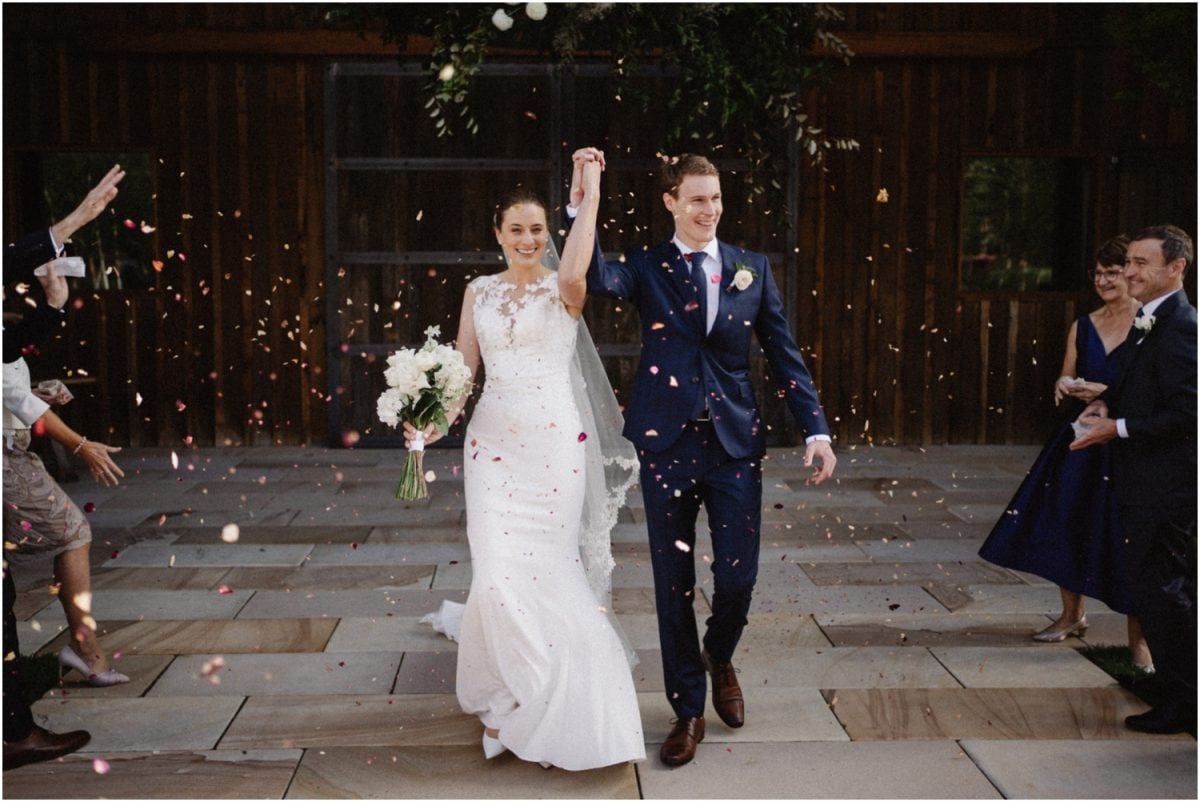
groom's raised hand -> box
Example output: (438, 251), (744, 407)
(803, 439), (837, 485)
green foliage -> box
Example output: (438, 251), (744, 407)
(313, 3), (858, 185)
(1081, 644), (1168, 708)
(1103, 4), (1197, 107)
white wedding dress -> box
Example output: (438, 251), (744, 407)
(426, 272), (645, 770)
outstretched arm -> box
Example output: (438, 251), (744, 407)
(558, 159), (602, 317)
(50, 164), (125, 247)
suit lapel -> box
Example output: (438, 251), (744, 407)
(1114, 289), (1185, 389)
(709, 241), (739, 339)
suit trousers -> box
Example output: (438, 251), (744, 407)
(3, 566), (34, 742)
(1121, 503), (1197, 709)
(638, 420), (762, 718)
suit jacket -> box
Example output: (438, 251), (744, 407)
(3, 228), (65, 362)
(1106, 288), (1198, 509)
(586, 235), (830, 458)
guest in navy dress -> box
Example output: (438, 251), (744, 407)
(980, 236), (1151, 670)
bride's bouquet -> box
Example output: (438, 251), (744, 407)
(377, 326), (473, 500)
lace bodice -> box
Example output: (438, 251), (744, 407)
(472, 272), (579, 385)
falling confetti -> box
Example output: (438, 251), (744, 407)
(92, 758), (111, 775)
(674, 540), (691, 553)
(220, 523), (240, 543)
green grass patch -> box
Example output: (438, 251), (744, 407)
(1081, 644), (1167, 707)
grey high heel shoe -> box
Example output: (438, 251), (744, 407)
(58, 646), (130, 687)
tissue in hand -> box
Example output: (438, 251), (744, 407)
(33, 256), (86, 278)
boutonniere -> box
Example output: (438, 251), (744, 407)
(1133, 314), (1155, 333)
(728, 261), (757, 293)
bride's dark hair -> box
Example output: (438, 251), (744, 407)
(493, 187), (547, 228)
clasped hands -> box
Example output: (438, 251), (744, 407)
(569, 147), (605, 208)
(1054, 375), (1106, 405)
(1069, 400), (1117, 451)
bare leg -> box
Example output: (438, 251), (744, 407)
(1033, 587), (1088, 641)
(53, 546), (110, 673)
(1057, 588), (1085, 625)
(1128, 616), (1153, 670)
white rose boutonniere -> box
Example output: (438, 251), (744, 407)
(1133, 313), (1155, 333)
(729, 261), (757, 292)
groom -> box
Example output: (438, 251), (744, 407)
(568, 149), (835, 765)
(1071, 225), (1197, 735)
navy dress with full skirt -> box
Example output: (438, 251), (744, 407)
(979, 314), (1134, 614)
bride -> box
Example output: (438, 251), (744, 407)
(407, 156), (645, 770)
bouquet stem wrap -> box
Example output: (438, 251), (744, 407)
(397, 431), (427, 501)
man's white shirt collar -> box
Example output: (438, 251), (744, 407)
(1139, 289), (1178, 319)
(672, 235), (719, 263)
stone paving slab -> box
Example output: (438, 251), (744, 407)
(392, 651), (458, 694)
(959, 739), (1198, 799)
(147, 509), (301, 528)
(305, 543), (470, 566)
(855, 538), (989, 562)
(827, 687), (1178, 741)
(170, 525), (371, 544)
(89, 567), (232, 591)
(366, 525), (468, 544)
(236, 589), (467, 619)
(0, 750), (304, 799)
(147, 652), (403, 697)
(91, 618), (338, 654)
(803, 560), (1019, 586)
(103, 542), (314, 568)
(736, 646), (959, 689)
(930, 646), (1119, 688)
(31, 696), (244, 752)
(636, 741), (1000, 798)
(219, 694), (477, 749)
(928, 584), (1118, 615)
(325, 617), (459, 653)
(637, 687), (848, 743)
(430, 561), (472, 589)
(745, 585), (947, 616)
(12, 591), (56, 620)
(220, 564), (436, 591)
(816, 612), (1065, 647)
(29, 589), (252, 623)
(286, 746), (640, 799)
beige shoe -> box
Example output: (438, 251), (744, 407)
(1032, 616), (1088, 642)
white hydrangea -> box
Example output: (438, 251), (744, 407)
(376, 386), (407, 428)
(525, 2), (548, 21)
(492, 8), (514, 30)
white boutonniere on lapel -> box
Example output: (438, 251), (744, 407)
(728, 261), (757, 293)
(1133, 313), (1155, 344)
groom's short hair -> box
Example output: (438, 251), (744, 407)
(1132, 225), (1193, 272)
(660, 154), (719, 198)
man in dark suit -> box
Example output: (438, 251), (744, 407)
(1072, 224), (1197, 735)
(3, 163), (122, 769)
(568, 149), (835, 765)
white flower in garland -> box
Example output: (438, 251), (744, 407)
(492, 8), (515, 31)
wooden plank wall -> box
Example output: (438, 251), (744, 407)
(3, 3), (1194, 447)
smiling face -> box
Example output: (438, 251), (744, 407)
(1091, 261), (1130, 304)
(1124, 237), (1185, 304)
(663, 173), (722, 251)
(494, 202), (549, 269)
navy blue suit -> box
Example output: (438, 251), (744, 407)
(586, 233), (830, 718)
(1106, 289), (1196, 716)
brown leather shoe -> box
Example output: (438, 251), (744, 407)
(703, 649), (745, 728)
(659, 716), (705, 766)
(4, 725), (91, 770)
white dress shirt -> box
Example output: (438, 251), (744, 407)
(672, 235), (722, 335)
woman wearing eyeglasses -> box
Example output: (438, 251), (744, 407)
(980, 235), (1151, 671)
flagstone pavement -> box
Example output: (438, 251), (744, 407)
(4, 445), (1195, 798)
